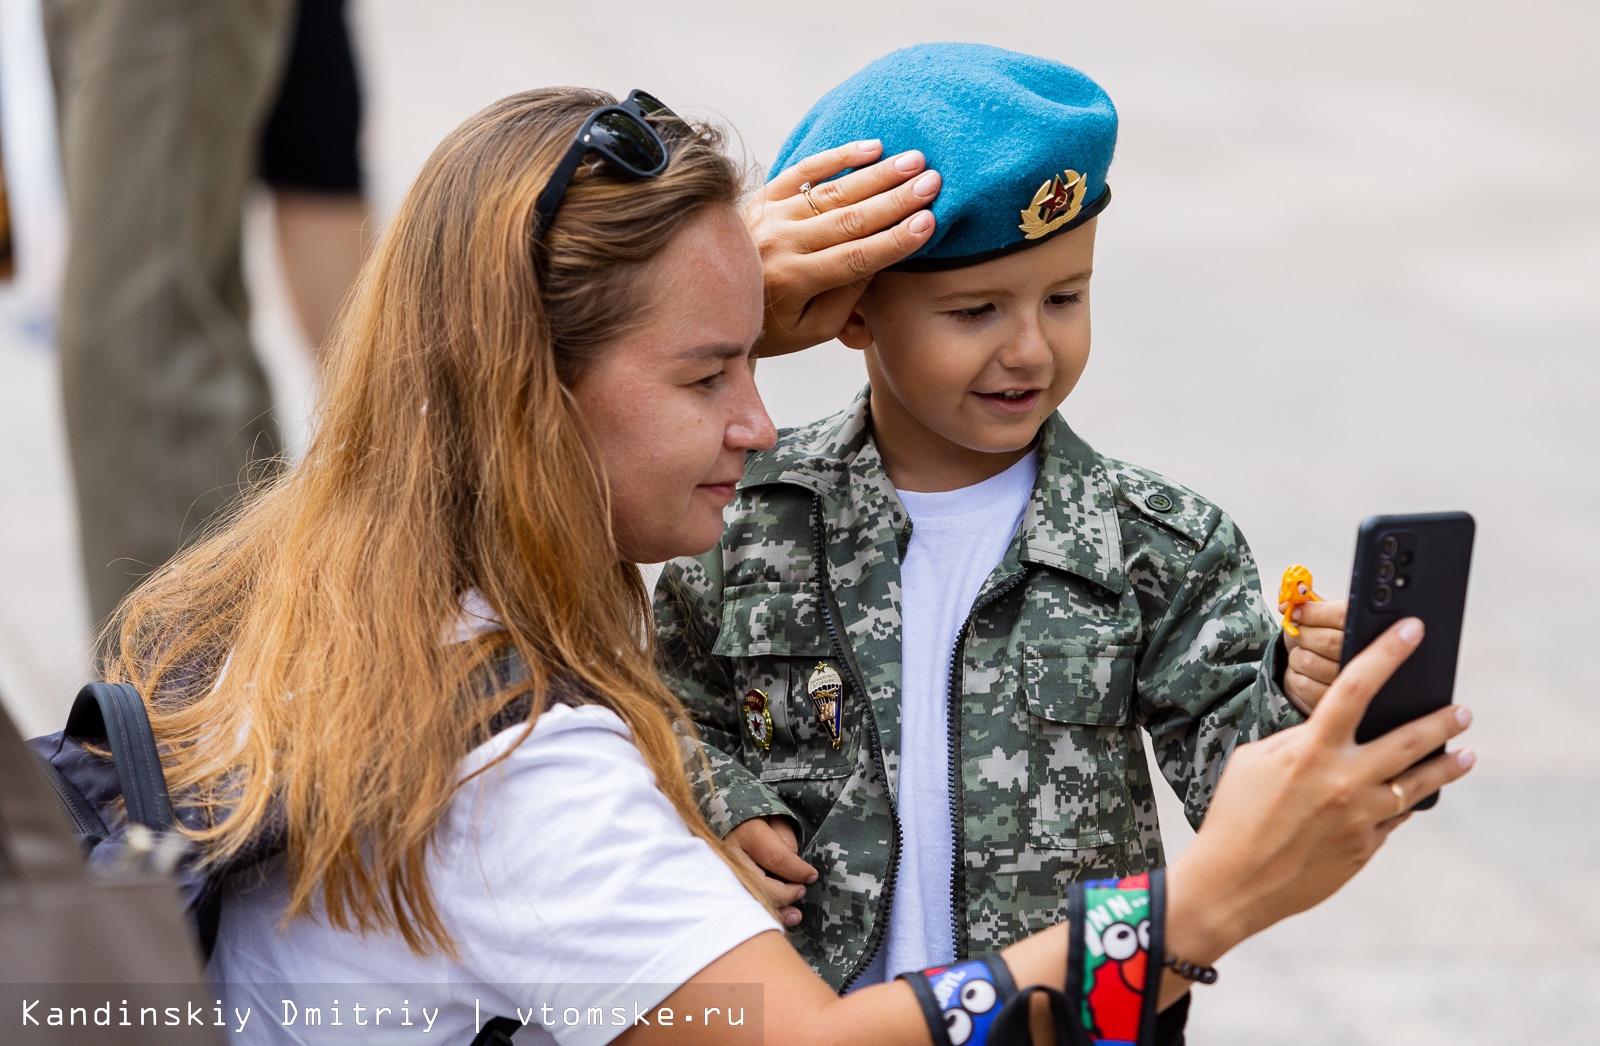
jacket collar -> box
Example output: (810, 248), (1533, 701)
(738, 388), (869, 495)
(741, 387), (1126, 594)
(1021, 413), (1126, 594)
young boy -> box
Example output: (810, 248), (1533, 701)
(654, 43), (1344, 992)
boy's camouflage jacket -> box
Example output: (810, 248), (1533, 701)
(654, 389), (1304, 991)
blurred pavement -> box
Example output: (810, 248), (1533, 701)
(1, 1), (1597, 1041)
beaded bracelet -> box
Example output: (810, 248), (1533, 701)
(1162, 954), (1219, 985)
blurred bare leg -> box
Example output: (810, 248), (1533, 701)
(271, 189), (370, 357)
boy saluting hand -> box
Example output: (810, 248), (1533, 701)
(654, 43), (1344, 995)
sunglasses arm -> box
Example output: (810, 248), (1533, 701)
(533, 136), (595, 234)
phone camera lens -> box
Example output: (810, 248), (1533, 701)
(1379, 535), (1399, 558)
(1398, 550), (1414, 567)
(1377, 561), (1396, 582)
(1373, 585), (1393, 607)
(1394, 575), (1409, 589)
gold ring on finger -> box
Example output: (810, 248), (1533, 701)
(1388, 780), (1407, 818)
(798, 181), (822, 216)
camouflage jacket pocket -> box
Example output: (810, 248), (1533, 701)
(713, 584), (858, 787)
(1023, 645), (1138, 851)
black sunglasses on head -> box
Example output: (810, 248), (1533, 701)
(533, 90), (684, 236)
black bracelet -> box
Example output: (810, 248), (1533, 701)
(1164, 954), (1219, 985)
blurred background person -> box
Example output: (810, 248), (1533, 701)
(42, 0), (294, 628)
(260, 0), (370, 357)
(41, 0), (367, 630)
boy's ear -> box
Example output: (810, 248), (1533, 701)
(837, 305), (873, 351)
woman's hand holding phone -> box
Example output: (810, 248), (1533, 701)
(1160, 617), (1476, 988)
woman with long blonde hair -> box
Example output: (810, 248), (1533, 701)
(107, 88), (1473, 1043)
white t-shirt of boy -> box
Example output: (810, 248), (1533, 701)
(863, 448), (1039, 984)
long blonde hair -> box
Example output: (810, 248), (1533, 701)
(107, 89), (763, 956)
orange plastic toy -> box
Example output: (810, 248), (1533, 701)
(1278, 564), (1322, 637)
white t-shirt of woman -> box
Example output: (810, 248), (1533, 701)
(208, 704), (778, 1045)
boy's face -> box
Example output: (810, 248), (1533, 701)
(840, 219), (1097, 491)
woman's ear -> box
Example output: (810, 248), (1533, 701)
(837, 305), (873, 351)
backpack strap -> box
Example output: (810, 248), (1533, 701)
(484, 692), (536, 739)
(64, 682), (174, 831)
(469, 1016), (522, 1044)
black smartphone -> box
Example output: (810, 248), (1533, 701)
(1338, 511), (1475, 810)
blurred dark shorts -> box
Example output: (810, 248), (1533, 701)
(259, 0), (363, 194)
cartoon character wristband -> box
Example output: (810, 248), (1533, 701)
(899, 954), (1018, 1046)
(1067, 869), (1168, 1046)
(901, 870), (1183, 1046)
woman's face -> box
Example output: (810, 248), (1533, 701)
(569, 205), (776, 564)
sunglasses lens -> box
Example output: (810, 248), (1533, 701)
(589, 110), (665, 173)
(630, 91), (676, 121)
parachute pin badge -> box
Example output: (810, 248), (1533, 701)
(806, 663), (844, 750)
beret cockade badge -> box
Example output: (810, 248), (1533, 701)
(1019, 169), (1087, 240)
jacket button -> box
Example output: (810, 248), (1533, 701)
(1146, 492), (1175, 512)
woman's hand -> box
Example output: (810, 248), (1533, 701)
(1165, 617), (1476, 974)
(747, 141), (941, 358)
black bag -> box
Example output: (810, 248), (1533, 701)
(26, 681), (531, 1045)
(27, 683), (273, 959)
(1, 687), (219, 1044)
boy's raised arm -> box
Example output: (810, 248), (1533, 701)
(653, 554), (802, 837)
(1132, 511), (1306, 826)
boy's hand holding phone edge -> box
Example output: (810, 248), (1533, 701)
(1281, 588), (1349, 715)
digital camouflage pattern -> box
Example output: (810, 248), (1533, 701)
(654, 388), (1303, 991)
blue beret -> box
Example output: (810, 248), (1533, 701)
(770, 43), (1117, 271)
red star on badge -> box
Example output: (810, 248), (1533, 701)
(1040, 175), (1073, 221)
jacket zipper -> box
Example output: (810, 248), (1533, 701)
(945, 570), (1027, 963)
(814, 495), (904, 993)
